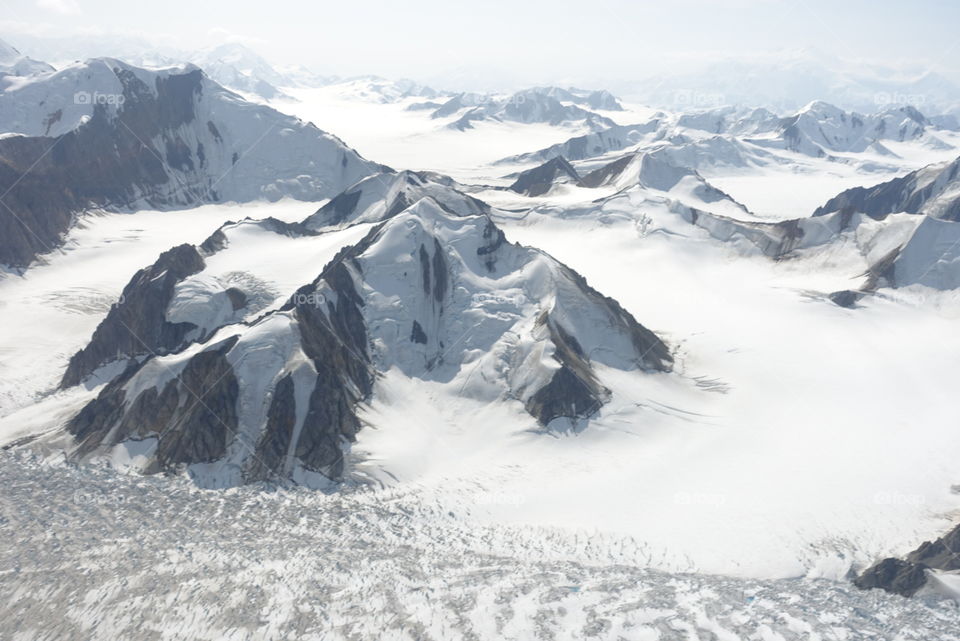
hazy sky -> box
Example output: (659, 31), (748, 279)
(3, 0), (960, 90)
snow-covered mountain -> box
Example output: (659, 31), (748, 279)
(58, 170), (489, 388)
(506, 150), (752, 222)
(498, 119), (669, 164)
(303, 169), (491, 229)
(529, 86), (623, 111)
(809, 157), (960, 290)
(62, 192), (672, 486)
(0, 37), (54, 77)
(500, 102), (960, 176)
(744, 102), (955, 157)
(189, 43), (291, 100)
(432, 88), (617, 132)
(815, 157), (960, 221)
(326, 75), (440, 104)
(0, 58), (382, 269)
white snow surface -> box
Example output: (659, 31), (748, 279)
(3, 77), (960, 637)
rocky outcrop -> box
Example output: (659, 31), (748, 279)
(60, 244), (207, 388)
(855, 524), (960, 597)
(69, 335), (241, 467)
(814, 157), (960, 221)
(509, 156), (583, 196)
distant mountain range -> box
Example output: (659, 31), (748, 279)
(621, 53), (960, 115)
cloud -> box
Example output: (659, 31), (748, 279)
(35, 0), (81, 15)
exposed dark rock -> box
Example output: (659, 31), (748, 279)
(405, 100), (444, 112)
(316, 188), (365, 226)
(855, 559), (929, 597)
(556, 263), (673, 373)
(419, 243), (431, 296)
(283, 233), (378, 477)
(0, 67), (205, 268)
(814, 157), (960, 221)
(247, 374), (297, 482)
(432, 238), (448, 303)
(411, 320), (428, 344)
(225, 287), (248, 311)
(477, 218), (506, 272)
(828, 290), (864, 308)
(68, 335), (240, 468)
(509, 156), (583, 196)
(199, 228), (230, 255)
(675, 205), (811, 260)
(855, 523), (960, 597)
(60, 244), (206, 388)
(525, 312), (609, 427)
(61, 203), (676, 485)
(580, 155), (634, 188)
(0, 60), (380, 269)
(500, 120), (664, 165)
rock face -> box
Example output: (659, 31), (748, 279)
(0, 58), (382, 269)
(855, 524), (960, 597)
(814, 157), (960, 222)
(808, 158), (960, 291)
(509, 156), (583, 196)
(63, 197), (672, 487)
(60, 244), (208, 388)
(69, 335), (242, 469)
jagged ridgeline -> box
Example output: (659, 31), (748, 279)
(62, 173), (672, 487)
(0, 58), (383, 269)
